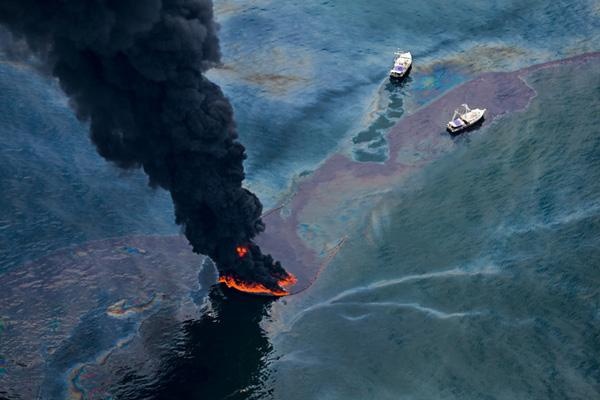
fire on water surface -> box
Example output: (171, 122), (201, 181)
(218, 273), (298, 297)
(218, 244), (298, 296)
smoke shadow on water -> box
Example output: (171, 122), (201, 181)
(117, 286), (276, 400)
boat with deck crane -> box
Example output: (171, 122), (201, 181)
(446, 104), (486, 134)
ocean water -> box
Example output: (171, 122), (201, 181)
(209, 0), (600, 204)
(0, 64), (178, 274)
(1, 0), (599, 399)
(268, 60), (600, 400)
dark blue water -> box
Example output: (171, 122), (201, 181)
(0, 63), (176, 274)
(210, 0), (600, 203)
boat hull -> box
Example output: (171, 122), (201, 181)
(447, 115), (485, 134)
(389, 64), (412, 81)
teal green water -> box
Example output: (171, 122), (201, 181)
(269, 59), (600, 400)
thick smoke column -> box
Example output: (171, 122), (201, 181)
(0, 0), (292, 292)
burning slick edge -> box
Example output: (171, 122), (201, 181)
(217, 242), (297, 297)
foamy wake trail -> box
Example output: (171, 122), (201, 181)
(499, 202), (600, 236)
(286, 265), (498, 328)
(340, 301), (480, 320)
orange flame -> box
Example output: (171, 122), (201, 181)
(218, 273), (298, 297)
(235, 245), (249, 258)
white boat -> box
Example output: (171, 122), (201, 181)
(446, 104), (486, 134)
(389, 51), (412, 80)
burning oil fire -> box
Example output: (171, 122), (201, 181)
(218, 273), (298, 297)
(219, 244), (298, 296)
(235, 245), (249, 258)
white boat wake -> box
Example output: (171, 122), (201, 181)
(285, 264), (499, 329)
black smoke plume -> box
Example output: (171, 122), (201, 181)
(0, 0), (290, 291)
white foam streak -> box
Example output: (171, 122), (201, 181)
(286, 266), (497, 328)
(500, 203), (600, 236)
(342, 301), (480, 319)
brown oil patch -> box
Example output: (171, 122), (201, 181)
(243, 72), (309, 95)
(214, 0), (273, 20)
(419, 44), (548, 74)
(212, 47), (314, 96)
